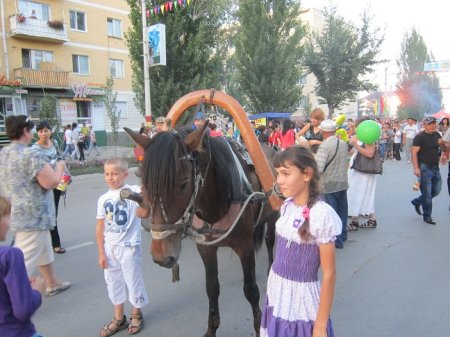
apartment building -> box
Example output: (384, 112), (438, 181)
(0, 0), (142, 133)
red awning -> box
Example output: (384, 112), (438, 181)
(432, 110), (450, 119)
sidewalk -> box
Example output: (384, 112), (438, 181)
(65, 145), (136, 164)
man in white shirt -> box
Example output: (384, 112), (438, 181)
(70, 122), (80, 160)
(61, 124), (73, 159)
(402, 117), (420, 163)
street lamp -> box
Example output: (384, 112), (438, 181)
(141, 0), (152, 126)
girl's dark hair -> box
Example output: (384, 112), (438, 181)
(281, 119), (292, 136)
(439, 118), (449, 126)
(5, 115), (34, 140)
(36, 120), (52, 131)
(274, 146), (321, 240)
(270, 123), (279, 131)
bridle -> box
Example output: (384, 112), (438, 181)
(149, 132), (209, 240)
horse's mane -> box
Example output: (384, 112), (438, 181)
(141, 127), (236, 211)
(199, 134), (234, 208)
(141, 129), (190, 205)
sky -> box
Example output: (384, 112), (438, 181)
(303, 0), (449, 91)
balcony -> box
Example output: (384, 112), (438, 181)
(9, 16), (69, 43)
(14, 64), (70, 89)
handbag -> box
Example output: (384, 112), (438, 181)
(351, 151), (383, 174)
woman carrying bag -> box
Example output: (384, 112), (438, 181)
(346, 133), (380, 231)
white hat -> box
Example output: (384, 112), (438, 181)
(319, 119), (336, 132)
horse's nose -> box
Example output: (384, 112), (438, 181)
(153, 256), (176, 268)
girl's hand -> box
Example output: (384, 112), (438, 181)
(312, 325), (328, 337)
(30, 276), (46, 293)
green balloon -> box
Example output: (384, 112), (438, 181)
(356, 120), (381, 144)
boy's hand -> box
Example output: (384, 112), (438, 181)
(98, 254), (108, 269)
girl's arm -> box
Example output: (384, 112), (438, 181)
(313, 242), (336, 337)
(297, 123), (311, 137)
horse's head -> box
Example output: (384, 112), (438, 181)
(124, 123), (208, 268)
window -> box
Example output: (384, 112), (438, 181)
(22, 49), (53, 69)
(115, 102), (127, 119)
(25, 97), (42, 119)
(107, 18), (122, 38)
(72, 55), (89, 75)
(76, 101), (91, 123)
(19, 1), (49, 21)
(109, 59), (124, 78)
(69, 10), (86, 31)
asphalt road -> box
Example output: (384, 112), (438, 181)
(3, 160), (450, 337)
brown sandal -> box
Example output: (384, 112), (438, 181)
(360, 219), (377, 228)
(128, 313), (143, 335)
(99, 315), (128, 337)
(346, 221), (359, 231)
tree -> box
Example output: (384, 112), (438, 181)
(234, 0), (305, 114)
(303, 93), (312, 116)
(396, 28), (442, 121)
(125, 0), (225, 119)
(38, 95), (59, 127)
(38, 95), (63, 147)
(304, 6), (384, 117)
(103, 77), (119, 155)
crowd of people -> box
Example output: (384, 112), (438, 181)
(61, 122), (100, 162)
(0, 111), (449, 337)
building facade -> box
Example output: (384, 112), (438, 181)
(0, 0), (143, 134)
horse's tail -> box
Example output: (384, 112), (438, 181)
(253, 210), (279, 251)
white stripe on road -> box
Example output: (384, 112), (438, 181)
(66, 241), (95, 251)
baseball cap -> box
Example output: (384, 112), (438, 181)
(423, 116), (437, 124)
(319, 119), (337, 132)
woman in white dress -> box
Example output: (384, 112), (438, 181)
(346, 135), (378, 230)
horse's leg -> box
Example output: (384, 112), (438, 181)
(265, 212), (278, 274)
(233, 244), (261, 337)
(197, 244), (220, 337)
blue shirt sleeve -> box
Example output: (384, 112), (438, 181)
(3, 248), (42, 321)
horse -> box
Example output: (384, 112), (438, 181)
(124, 121), (279, 337)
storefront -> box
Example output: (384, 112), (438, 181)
(0, 77), (27, 133)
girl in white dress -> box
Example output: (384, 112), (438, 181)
(261, 146), (341, 337)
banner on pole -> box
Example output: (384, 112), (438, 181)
(147, 23), (166, 66)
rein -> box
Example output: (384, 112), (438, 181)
(148, 134), (268, 245)
(150, 152), (204, 240)
(149, 132), (210, 240)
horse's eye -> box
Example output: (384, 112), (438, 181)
(180, 180), (189, 190)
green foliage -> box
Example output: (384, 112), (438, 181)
(125, 1), (145, 116)
(396, 28), (442, 120)
(304, 6), (384, 117)
(38, 95), (63, 146)
(303, 93), (312, 116)
(234, 0), (305, 113)
(38, 95), (59, 127)
(125, 0), (225, 119)
(103, 77), (119, 149)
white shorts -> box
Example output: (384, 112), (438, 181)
(104, 242), (149, 308)
(14, 230), (54, 276)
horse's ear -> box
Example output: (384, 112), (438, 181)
(185, 120), (209, 151)
(124, 127), (151, 149)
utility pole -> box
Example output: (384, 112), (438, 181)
(141, 0), (152, 126)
